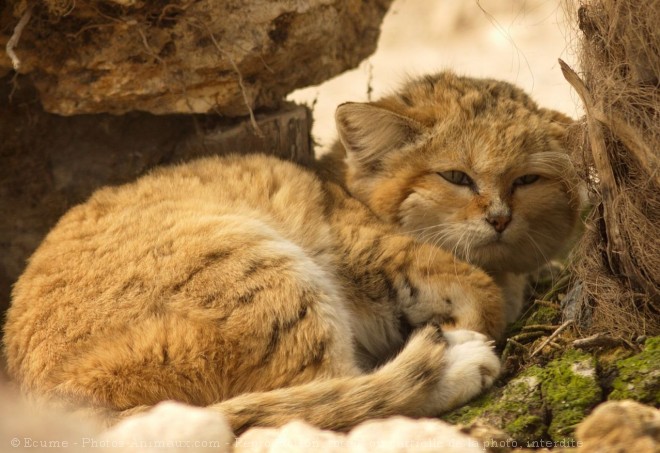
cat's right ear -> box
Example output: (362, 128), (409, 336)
(335, 103), (422, 167)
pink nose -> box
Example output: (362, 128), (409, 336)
(486, 214), (511, 233)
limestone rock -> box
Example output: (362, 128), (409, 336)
(346, 417), (484, 453)
(235, 417), (484, 453)
(0, 0), (392, 115)
(236, 421), (345, 453)
(102, 401), (234, 453)
(575, 400), (660, 453)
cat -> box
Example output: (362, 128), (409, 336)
(2, 71), (580, 434)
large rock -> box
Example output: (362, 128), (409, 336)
(0, 0), (392, 115)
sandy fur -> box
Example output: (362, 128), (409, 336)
(3, 71), (580, 433)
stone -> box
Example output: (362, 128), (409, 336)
(236, 417), (485, 453)
(444, 349), (602, 444)
(575, 400), (660, 453)
(608, 337), (660, 404)
(0, 381), (101, 452)
(102, 401), (234, 453)
(0, 0), (392, 115)
(236, 421), (345, 453)
(346, 417), (484, 453)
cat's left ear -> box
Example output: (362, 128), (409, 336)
(335, 102), (423, 167)
(539, 108), (575, 150)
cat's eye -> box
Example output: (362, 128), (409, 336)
(513, 174), (540, 186)
(438, 170), (473, 187)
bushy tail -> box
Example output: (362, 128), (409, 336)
(111, 325), (499, 435)
(213, 325), (500, 434)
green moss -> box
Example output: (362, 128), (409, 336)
(542, 350), (602, 442)
(525, 303), (560, 326)
(504, 414), (545, 440)
(609, 337), (660, 404)
(443, 390), (495, 425)
(443, 366), (548, 443)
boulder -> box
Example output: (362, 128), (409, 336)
(1, 0), (392, 115)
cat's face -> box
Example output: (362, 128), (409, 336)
(335, 73), (581, 274)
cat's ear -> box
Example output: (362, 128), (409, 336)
(335, 102), (422, 167)
(539, 108), (575, 150)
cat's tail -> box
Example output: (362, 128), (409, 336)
(208, 325), (499, 434)
(77, 325), (499, 435)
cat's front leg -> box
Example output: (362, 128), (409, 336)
(330, 216), (505, 340)
(395, 241), (506, 340)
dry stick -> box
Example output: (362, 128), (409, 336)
(6, 6), (33, 71)
(559, 60), (624, 276)
(589, 109), (659, 173)
(572, 333), (623, 349)
(530, 319), (573, 358)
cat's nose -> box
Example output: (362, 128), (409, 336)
(486, 214), (511, 233)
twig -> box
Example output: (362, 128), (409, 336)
(509, 331), (547, 342)
(366, 60), (374, 102)
(530, 320), (573, 357)
(573, 333), (622, 349)
(559, 59), (626, 277)
(507, 339), (530, 353)
(6, 6), (33, 71)
(573, 333), (639, 352)
(522, 324), (562, 332)
(202, 23), (263, 136)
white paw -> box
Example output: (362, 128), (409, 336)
(432, 337), (501, 411)
(443, 329), (489, 346)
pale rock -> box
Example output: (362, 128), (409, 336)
(235, 416), (484, 453)
(236, 420), (345, 453)
(576, 400), (660, 453)
(102, 401), (234, 453)
(347, 417), (483, 453)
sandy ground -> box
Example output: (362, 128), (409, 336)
(288, 0), (581, 152)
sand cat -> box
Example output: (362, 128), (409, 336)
(3, 72), (580, 434)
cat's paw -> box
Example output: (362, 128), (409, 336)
(432, 336), (501, 411)
(443, 329), (490, 346)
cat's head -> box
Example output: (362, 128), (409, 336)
(333, 72), (581, 274)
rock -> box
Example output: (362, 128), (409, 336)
(608, 337), (660, 404)
(1, 0), (392, 115)
(542, 349), (602, 442)
(236, 421), (345, 453)
(575, 400), (660, 453)
(347, 417), (483, 453)
(0, 381), (102, 452)
(445, 349), (602, 444)
(102, 401), (234, 453)
(0, 78), (312, 313)
(236, 417), (485, 453)
(444, 368), (546, 445)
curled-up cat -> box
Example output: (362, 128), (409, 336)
(3, 72), (581, 434)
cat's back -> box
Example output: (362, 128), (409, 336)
(4, 154), (335, 396)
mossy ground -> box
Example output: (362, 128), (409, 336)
(443, 266), (660, 447)
(608, 337), (660, 404)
